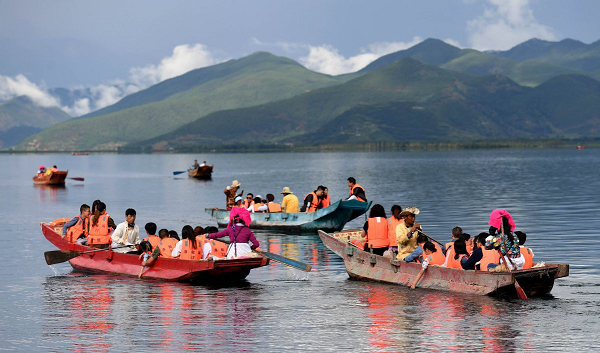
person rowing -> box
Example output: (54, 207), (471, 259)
(206, 216), (260, 259)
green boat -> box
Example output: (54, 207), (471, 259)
(205, 200), (372, 232)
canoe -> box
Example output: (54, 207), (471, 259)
(318, 229), (569, 298)
(41, 221), (269, 283)
(188, 165), (213, 179)
(205, 199), (372, 232)
(33, 170), (68, 185)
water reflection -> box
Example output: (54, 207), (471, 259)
(34, 184), (67, 203)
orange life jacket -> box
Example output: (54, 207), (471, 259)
(180, 239), (200, 260)
(520, 246), (534, 269)
(387, 217), (403, 247)
(321, 194), (330, 208)
(423, 250), (446, 266)
(144, 235), (160, 250)
(367, 217), (389, 248)
(243, 199), (253, 209)
(159, 238), (178, 258)
(197, 235), (228, 258)
(349, 184), (366, 202)
(445, 242), (453, 250)
(88, 214), (112, 245)
(446, 253), (467, 269)
(349, 239), (366, 250)
(267, 202), (282, 213)
(304, 192), (320, 212)
(434, 242), (444, 254)
(253, 203), (264, 213)
(478, 249), (500, 271)
(50, 167), (58, 173)
(66, 215), (88, 243)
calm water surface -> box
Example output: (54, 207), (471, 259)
(1, 150), (599, 352)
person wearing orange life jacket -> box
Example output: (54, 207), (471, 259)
(444, 239), (470, 269)
(171, 225), (200, 260)
(301, 186), (324, 213)
(516, 231), (534, 269)
(396, 207), (422, 260)
(386, 205), (403, 256)
(88, 202), (116, 247)
(421, 241), (446, 266)
(243, 193), (254, 209)
(251, 196), (269, 213)
(478, 235), (501, 271)
(404, 233), (429, 262)
(346, 177), (367, 202)
(111, 208), (140, 253)
(143, 222), (160, 250)
(461, 233), (487, 270)
(321, 187), (330, 208)
(360, 204), (389, 256)
(445, 226), (463, 255)
(62, 204), (91, 243)
(46, 165), (58, 176)
(266, 194), (282, 213)
(158, 228), (178, 259)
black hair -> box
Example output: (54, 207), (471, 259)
(266, 194), (275, 202)
(139, 239), (152, 253)
(125, 208), (136, 216)
(91, 199), (101, 213)
(181, 225), (196, 249)
(194, 226), (204, 235)
(347, 177), (356, 184)
(454, 239), (468, 259)
(80, 204), (90, 214)
(169, 230), (180, 241)
(460, 233), (471, 241)
(92, 202), (106, 227)
(391, 205), (402, 214)
(423, 242), (437, 253)
(515, 231), (527, 246)
(159, 228), (169, 239)
(145, 222), (157, 235)
(247, 193), (254, 197)
(476, 232), (488, 246)
(417, 234), (428, 244)
(253, 196), (261, 204)
(452, 226), (463, 237)
(204, 226), (219, 233)
(369, 204), (387, 218)
(317, 185), (325, 191)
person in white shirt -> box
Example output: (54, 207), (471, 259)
(111, 208), (140, 253)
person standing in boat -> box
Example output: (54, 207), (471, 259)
(62, 204), (91, 243)
(111, 208), (140, 253)
(360, 204), (390, 256)
(386, 205), (403, 256)
(224, 180), (243, 210)
(395, 207), (422, 260)
(280, 187), (299, 213)
(192, 160), (200, 169)
(207, 216), (260, 259)
(346, 177), (367, 202)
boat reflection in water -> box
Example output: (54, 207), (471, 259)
(34, 184), (67, 203)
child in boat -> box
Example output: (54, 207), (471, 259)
(403, 234), (429, 262)
(138, 240), (159, 278)
(516, 231), (534, 269)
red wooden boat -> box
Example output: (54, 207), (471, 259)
(187, 165), (213, 179)
(33, 170), (68, 185)
(42, 221), (269, 282)
(319, 229), (569, 298)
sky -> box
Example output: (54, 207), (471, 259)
(1, 0), (599, 116)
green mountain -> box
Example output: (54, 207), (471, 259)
(17, 52), (344, 151)
(0, 96), (72, 148)
(131, 61), (600, 150)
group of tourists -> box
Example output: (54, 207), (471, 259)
(358, 205), (535, 277)
(37, 164), (58, 177)
(223, 177), (368, 214)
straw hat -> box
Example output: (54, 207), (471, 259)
(231, 180), (241, 187)
(280, 186), (293, 194)
(399, 206), (420, 217)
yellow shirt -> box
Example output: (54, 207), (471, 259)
(396, 223), (421, 260)
(281, 194), (299, 213)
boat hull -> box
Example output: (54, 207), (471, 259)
(42, 222), (268, 282)
(33, 171), (68, 185)
(206, 200), (371, 232)
(319, 230), (569, 298)
(188, 165), (213, 179)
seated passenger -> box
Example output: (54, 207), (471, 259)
(252, 196), (268, 213)
(207, 217), (259, 259)
(301, 186), (324, 213)
(266, 194), (282, 213)
(385, 205), (403, 256)
(143, 222), (160, 250)
(168, 230), (180, 241)
(194, 226), (205, 236)
(62, 204), (91, 243)
(243, 193), (254, 209)
(158, 228), (178, 259)
(37, 165), (46, 177)
(321, 187), (330, 208)
(138, 240), (159, 278)
(444, 239), (469, 269)
(360, 204), (389, 256)
(461, 233), (486, 270)
(479, 235), (501, 271)
(395, 207), (421, 260)
(46, 165), (58, 175)
(516, 231), (534, 269)
(404, 234), (429, 262)
(445, 226), (463, 254)
(111, 208), (140, 253)
(462, 233), (473, 254)
(88, 202), (116, 247)
(487, 210), (524, 270)
(280, 187), (299, 213)
(421, 241), (445, 266)
(172, 225), (200, 260)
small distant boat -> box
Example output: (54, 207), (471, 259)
(72, 152), (90, 156)
(206, 200), (372, 232)
(41, 221), (269, 282)
(577, 145), (586, 150)
(33, 170), (68, 186)
(318, 229), (569, 298)
(188, 165), (213, 179)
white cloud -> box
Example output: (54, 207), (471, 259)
(0, 74), (60, 107)
(467, 0), (557, 51)
(299, 37), (424, 75)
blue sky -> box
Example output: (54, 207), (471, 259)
(1, 0), (599, 115)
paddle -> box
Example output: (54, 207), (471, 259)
(418, 231), (445, 248)
(68, 177), (85, 181)
(173, 171), (186, 175)
(254, 250), (312, 272)
(44, 245), (133, 265)
(499, 224), (528, 300)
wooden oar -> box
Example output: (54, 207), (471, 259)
(254, 250), (312, 272)
(173, 171), (186, 175)
(68, 177), (85, 181)
(44, 245), (133, 265)
(419, 231), (445, 248)
(499, 224), (528, 299)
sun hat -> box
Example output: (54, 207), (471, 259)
(231, 180), (241, 187)
(234, 196), (243, 203)
(399, 206), (420, 217)
(280, 186), (293, 194)
(39, 165), (45, 169)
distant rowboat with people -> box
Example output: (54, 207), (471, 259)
(188, 165), (213, 179)
(33, 170), (68, 186)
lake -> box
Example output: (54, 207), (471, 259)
(1, 149), (599, 352)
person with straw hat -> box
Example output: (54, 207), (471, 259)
(395, 207), (422, 260)
(224, 180), (243, 210)
(280, 187), (299, 213)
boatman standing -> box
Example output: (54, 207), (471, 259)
(224, 180), (243, 210)
(346, 177), (367, 202)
